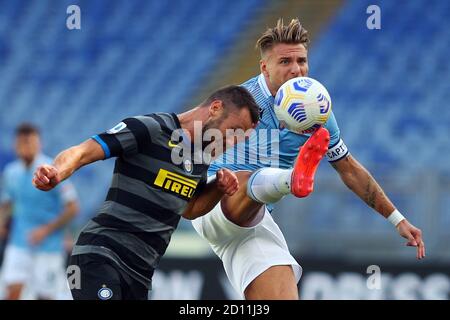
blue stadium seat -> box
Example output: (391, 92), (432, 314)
(311, 0), (450, 174)
(299, 0), (450, 232)
(0, 0), (265, 223)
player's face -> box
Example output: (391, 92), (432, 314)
(260, 43), (309, 95)
(15, 133), (40, 163)
(203, 103), (254, 154)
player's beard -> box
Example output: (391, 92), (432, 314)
(201, 113), (227, 157)
(201, 119), (219, 150)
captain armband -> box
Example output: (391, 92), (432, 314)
(326, 139), (349, 162)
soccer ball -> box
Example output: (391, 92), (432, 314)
(274, 77), (332, 134)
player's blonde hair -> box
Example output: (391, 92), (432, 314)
(256, 18), (309, 57)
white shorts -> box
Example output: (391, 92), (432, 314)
(192, 202), (302, 298)
(0, 245), (70, 299)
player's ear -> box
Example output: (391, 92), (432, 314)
(209, 100), (224, 119)
(260, 58), (271, 79)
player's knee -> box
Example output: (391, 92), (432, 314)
(235, 170), (252, 181)
(220, 171), (264, 226)
(221, 197), (263, 227)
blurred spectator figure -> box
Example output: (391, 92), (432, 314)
(0, 123), (79, 300)
(0, 204), (11, 271)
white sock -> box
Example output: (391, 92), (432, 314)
(246, 168), (292, 204)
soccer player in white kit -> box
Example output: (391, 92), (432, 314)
(190, 19), (425, 299)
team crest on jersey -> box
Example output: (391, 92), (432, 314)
(98, 285), (113, 300)
(183, 159), (193, 173)
(107, 122), (127, 134)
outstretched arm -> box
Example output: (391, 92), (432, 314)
(182, 169), (238, 220)
(33, 139), (105, 191)
(331, 155), (425, 259)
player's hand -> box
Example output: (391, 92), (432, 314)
(33, 164), (61, 191)
(29, 225), (52, 245)
(216, 169), (239, 196)
(396, 219), (425, 260)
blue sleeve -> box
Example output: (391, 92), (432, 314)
(324, 111), (350, 162)
(0, 167), (12, 203)
(324, 111), (341, 148)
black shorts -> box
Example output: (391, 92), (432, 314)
(68, 253), (149, 300)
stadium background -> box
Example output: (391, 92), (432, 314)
(0, 0), (448, 299)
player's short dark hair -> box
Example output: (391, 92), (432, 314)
(202, 85), (260, 124)
(15, 123), (40, 136)
(256, 18), (309, 57)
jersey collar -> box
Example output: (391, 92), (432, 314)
(258, 74), (273, 98)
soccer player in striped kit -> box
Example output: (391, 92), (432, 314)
(33, 85), (259, 300)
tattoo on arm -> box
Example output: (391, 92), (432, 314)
(363, 175), (395, 217)
(331, 155), (395, 217)
(365, 180), (377, 209)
